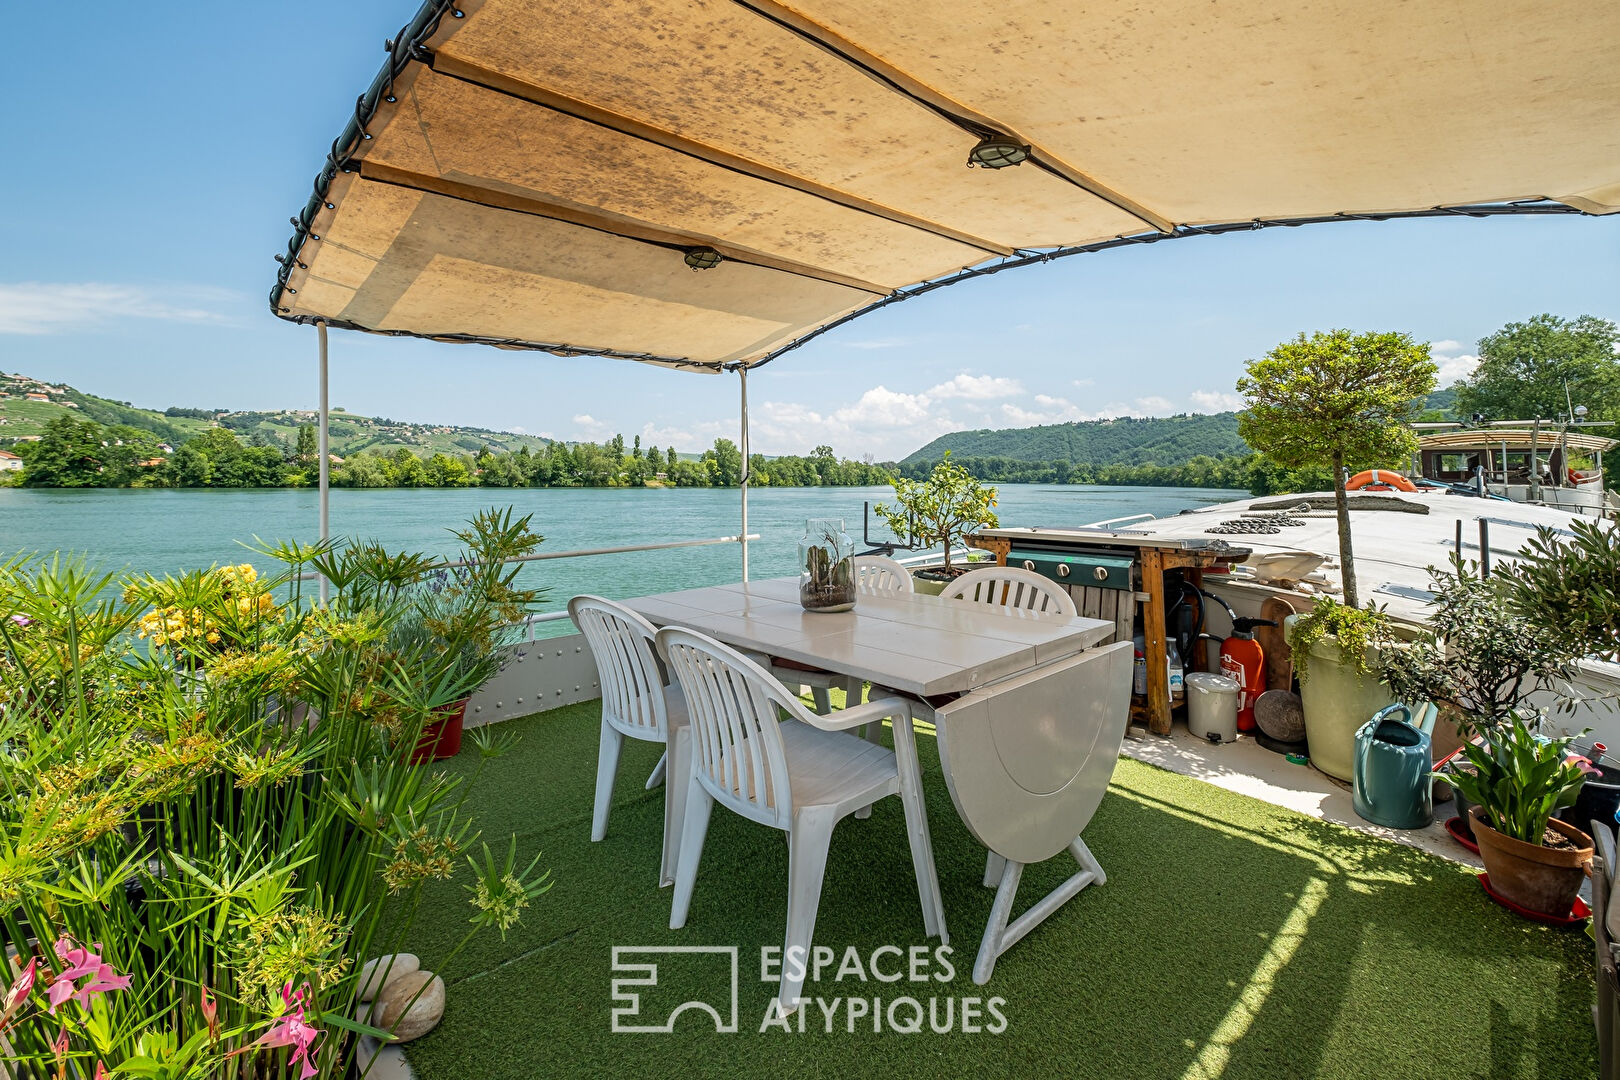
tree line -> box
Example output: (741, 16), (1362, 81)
(894, 453), (1334, 495)
(1, 417), (895, 490)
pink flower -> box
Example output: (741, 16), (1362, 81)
(45, 939), (129, 1015)
(242, 983), (323, 1080)
(51, 1024), (69, 1058)
(1568, 754), (1602, 777)
(200, 984), (219, 1042)
(0, 957), (36, 1028)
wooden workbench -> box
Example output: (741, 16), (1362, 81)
(965, 532), (1233, 736)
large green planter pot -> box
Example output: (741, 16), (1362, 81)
(911, 569), (949, 596)
(1286, 615), (1398, 783)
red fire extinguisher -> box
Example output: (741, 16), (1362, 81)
(1219, 618), (1276, 732)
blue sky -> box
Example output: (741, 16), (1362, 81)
(3, 3), (1617, 461)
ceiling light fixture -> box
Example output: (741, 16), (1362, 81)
(684, 247), (723, 271)
(967, 135), (1030, 169)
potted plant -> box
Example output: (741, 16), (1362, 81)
(1284, 597), (1396, 782)
(1498, 518), (1620, 826)
(1445, 714), (1593, 918)
(392, 508), (545, 761)
(798, 518), (856, 612)
(874, 453), (998, 596)
(1382, 555), (1584, 839)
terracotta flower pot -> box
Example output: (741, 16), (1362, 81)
(410, 698), (468, 764)
(1468, 806), (1592, 918)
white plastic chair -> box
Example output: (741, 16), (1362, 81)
(569, 595), (691, 887)
(658, 626), (947, 1011)
(939, 565), (1078, 617)
(853, 554), (914, 597)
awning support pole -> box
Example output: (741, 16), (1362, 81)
(317, 322), (331, 603)
(739, 366), (750, 582)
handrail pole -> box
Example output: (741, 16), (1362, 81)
(289, 533), (762, 581)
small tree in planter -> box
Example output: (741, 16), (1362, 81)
(875, 453), (998, 585)
(1236, 329), (1437, 608)
(1381, 556), (1582, 740)
(1381, 556), (1588, 864)
(1500, 518), (1620, 663)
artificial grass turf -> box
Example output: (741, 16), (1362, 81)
(391, 702), (1596, 1079)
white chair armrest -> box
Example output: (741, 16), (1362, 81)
(797, 695), (911, 732)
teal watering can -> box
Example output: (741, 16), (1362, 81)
(1352, 703), (1438, 830)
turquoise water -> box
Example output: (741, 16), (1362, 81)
(0, 486), (1243, 622)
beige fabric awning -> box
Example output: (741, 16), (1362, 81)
(271, 0), (1620, 372)
(1420, 430), (1619, 453)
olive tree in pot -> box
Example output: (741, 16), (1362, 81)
(1381, 555), (1585, 854)
(1499, 518), (1620, 826)
(875, 453), (998, 596)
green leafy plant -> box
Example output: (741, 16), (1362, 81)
(1498, 518), (1620, 663)
(1286, 595), (1391, 683)
(874, 452), (999, 575)
(1237, 329), (1437, 607)
(1382, 555), (1583, 739)
(0, 510), (551, 1077)
(1441, 713), (1590, 845)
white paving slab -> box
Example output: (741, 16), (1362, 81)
(1123, 724), (1482, 869)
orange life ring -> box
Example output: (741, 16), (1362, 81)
(1345, 469), (1418, 492)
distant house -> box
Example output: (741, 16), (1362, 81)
(0, 450), (21, 472)
(61, 401), (79, 408)
(24, 392), (49, 402)
(157, 443), (175, 454)
(138, 457), (166, 468)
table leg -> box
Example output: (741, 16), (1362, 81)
(971, 836), (1106, 986)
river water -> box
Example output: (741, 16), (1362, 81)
(0, 485), (1244, 623)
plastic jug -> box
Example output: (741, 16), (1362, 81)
(1352, 703), (1437, 829)
(1186, 672), (1240, 743)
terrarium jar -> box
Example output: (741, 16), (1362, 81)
(799, 518), (856, 612)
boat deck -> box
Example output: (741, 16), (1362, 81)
(1124, 725), (1480, 869)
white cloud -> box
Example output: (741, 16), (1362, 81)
(1435, 353), (1480, 383)
(571, 413), (609, 439)
(0, 282), (236, 335)
(1428, 340), (1480, 384)
(1189, 389), (1245, 413)
(999, 395), (1095, 426)
(1135, 396), (1175, 413)
(638, 418), (735, 449)
(925, 374), (1023, 400)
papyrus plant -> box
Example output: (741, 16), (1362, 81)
(0, 513), (550, 1078)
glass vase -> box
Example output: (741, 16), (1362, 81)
(799, 518), (856, 612)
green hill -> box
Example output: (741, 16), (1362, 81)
(0, 372), (554, 458)
(903, 412), (1249, 467)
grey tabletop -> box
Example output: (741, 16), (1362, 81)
(625, 576), (1115, 697)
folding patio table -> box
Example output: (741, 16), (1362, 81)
(626, 576), (1133, 983)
